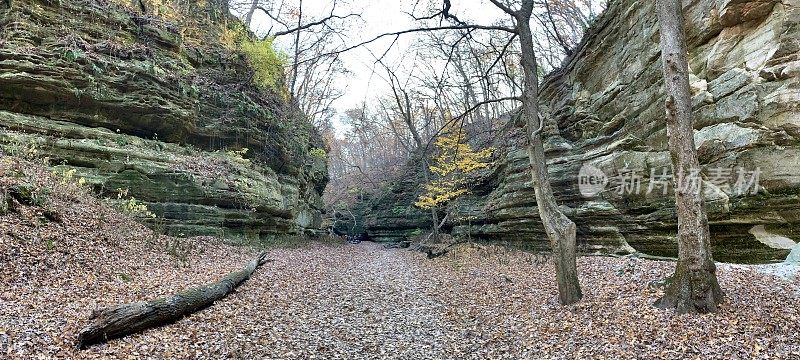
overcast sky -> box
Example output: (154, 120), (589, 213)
(246, 0), (508, 114)
(239, 1), (605, 136)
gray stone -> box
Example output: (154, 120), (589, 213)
(696, 86), (760, 128)
(0, 0), (327, 240)
(353, 0), (798, 264)
(708, 68), (752, 100)
(694, 123), (760, 150)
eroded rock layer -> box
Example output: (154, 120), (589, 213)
(0, 0), (327, 239)
(355, 0), (799, 263)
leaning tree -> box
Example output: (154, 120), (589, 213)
(476, 0), (583, 305)
(391, 0), (588, 304)
(427, 0), (583, 304)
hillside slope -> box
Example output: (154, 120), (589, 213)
(0, 156), (260, 357)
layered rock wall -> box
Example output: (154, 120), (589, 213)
(354, 0), (800, 263)
(0, 0), (328, 239)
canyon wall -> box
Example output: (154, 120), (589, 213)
(0, 0), (328, 239)
(353, 0), (800, 263)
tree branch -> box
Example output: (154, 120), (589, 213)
(422, 96), (520, 153)
(294, 24), (516, 68)
(268, 12), (362, 37)
(488, 0), (517, 16)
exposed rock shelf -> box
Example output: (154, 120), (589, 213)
(0, 0), (328, 239)
(347, 0), (800, 263)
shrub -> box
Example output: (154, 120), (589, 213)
(310, 147), (327, 160)
(219, 21), (288, 93)
(115, 188), (156, 219)
(240, 37), (288, 92)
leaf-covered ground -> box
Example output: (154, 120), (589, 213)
(2, 157), (800, 358)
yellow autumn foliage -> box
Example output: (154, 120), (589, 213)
(415, 124), (494, 209)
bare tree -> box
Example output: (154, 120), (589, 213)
(653, 0), (723, 314)
(473, 0), (582, 305)
(414, 29), (519, 142)
(232, 0), (359, 128)
(301, 0), (598, 305)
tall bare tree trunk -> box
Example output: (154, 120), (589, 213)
(289, 0), (303, 99)
(654, 0), (723, 313)
(517, 2), (582, 305)
(244, 0), (258, 28)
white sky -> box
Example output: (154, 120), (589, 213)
(247, 1), (508, 116)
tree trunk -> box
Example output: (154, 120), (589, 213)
(420, 157), (441, 242)
(289, 0), (303, 99)
(77, 251), (270, 349)
(517, 3), (582, 305)
(431, 207), (440, 241)
(654, 0), (723, 313)
(244, 0), (258, 28)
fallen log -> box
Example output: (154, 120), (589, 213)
(420, 240), (468, 259)
(383, 241), (411, 249)
(77, 251), (269, 349)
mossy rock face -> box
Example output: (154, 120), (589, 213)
(0, 0), (327, 239)
(0, 112), (325, 240)
(0, 0), (322, 177)
(349, 0), (800, 263)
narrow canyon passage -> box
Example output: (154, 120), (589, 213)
(1, 159), (798, 358)
(62, 242), (798, 359)
(2, 0), (800, 357)
(232, 242), (462, 358)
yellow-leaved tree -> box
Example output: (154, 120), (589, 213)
(415, 124), (494, 239)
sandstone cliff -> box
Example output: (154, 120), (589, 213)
(350, 0), (799, 263)
(0, 0), (328, 239)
